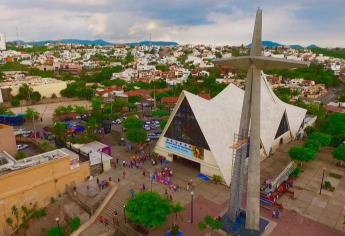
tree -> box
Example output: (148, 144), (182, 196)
(91, 97), (102, 112)
(47, 226), (66, 236)
(125, 192), (173, 228)
(156, 64), (169, 72)
(52, 122), (67, 140)
(308, 132), (331, 147)
(16, 151), (26, 160)
(289, 146), (316, 167)
(198, 216), (223, 236)
(31, 91), (42, 102)
(160, 119), (167, 131)
(332, 144), (345, 166)
(171, 202), (184, 225)
(304, 139), (321, 151)
(54, 105), (74, 116)
(151, 109), (169, 117)
(16, 84), (33, 100)
(24, 108), (40, 120)
(0, 106), (14, 115)
(123, 116), (142, 129)
(68, 217), (81, 232)
(86, 117), (99, 135)
(11, 98), (20, 107)
(74, 105), (87, 116)
(126, 128), (147, 144)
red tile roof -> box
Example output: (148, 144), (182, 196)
(161, 96), (179, 104)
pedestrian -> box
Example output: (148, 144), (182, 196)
(116, 158), (119, 165)
(272, 210), (276, 218)
(169, 194), (173, 201)
(99, 215), (104, 223)
(117, 177), (120, 183)
(122, 160), (126, 167)
(275, 209), (280, 219)
(187, 182), (190, 191)
(96, 177), (100, 185)
(130, 188), (135, 198)
(113, 210), (119, 226)
(142, 170), (146, 177)
(142, 183), (146, 192)
(104, 218), (109, 226)
(109, 176), (112, 182)
(123, 170), (126, 178)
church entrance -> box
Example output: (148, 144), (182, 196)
(173, 154), (200, 171)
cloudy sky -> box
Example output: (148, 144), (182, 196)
(0, 0), (344, 47)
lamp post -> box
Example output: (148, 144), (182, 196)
(55, 217), (61, 236)
(319, 168), (326, 195)
(150, 172), (153, 192)
(190, 191), (194, 224)
(123, 204), (126, 224)
(100, 151), (104, 173)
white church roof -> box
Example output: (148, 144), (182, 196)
(160, 73), (306, 186)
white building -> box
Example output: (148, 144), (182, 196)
(154, 74), (307, 186)
(0, 34), (6, 51)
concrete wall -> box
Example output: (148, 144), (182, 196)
(0, 157), (90, 234)
(154, 137), (223, 180)
(0, 125), (17, 156)
(9, 81), (67, 98)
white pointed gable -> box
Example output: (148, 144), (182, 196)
(158, 74), (306, 185)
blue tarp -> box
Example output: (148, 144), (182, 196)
(197, 173), (209, 182)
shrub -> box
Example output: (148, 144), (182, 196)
(212, 175), (222, 184)
(304, 139), (321, 151)
(305, 126), (315, 136)
(11, 98), (20, 107)
(69, 217), (81, 232)
(16, 151), (26, 160)
(32, 208), (47, 219)
(46, 226), (66, 236)
(290, 167), (302, 178)
(308, 132), (331, 147)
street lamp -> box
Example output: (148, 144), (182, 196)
(190, 191), (194, 224)
(319, 168), (326, 194)
(55, 217), (61, 236)
(123, 204), (126, 224)
(150, 172), (153, 192)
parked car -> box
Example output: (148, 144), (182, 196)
(16, 144), (29, 150)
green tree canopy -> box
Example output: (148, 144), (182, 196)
(151, 109), (169, 117)
(289, 146), (317, 166)
(24, 107), (40, 120)
(126, 128), (147, 144)
(308, 132), (331, 147)
(52, 122), (67, 140)
(54, 105), (74, 116)
(125, 192), (173, 228)
(332, 144), (345, 163)
(123, 116), (142, 129)
(74, 105), (87, 116)
(198, 216), (223, 234)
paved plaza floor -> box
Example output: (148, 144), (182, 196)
(79, 137), (345, 236)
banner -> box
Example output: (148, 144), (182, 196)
(165, 138), (204, 160)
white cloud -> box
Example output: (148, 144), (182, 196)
(0, 1), (344, 47)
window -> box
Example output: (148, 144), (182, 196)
(275, 112), (289, 139)
(165, 98), (210, 150)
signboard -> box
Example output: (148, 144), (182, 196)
(165, 138), (204, 160)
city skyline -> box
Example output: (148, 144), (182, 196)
(0, 0), (344, 47)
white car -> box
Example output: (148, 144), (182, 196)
(16, 144), (29, 150)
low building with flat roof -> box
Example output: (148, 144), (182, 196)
(0, 148), (90, 234)
(0, 124), (17, 156)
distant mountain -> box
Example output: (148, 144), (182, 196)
(126, 41), (178, 47)
(247, 40), (316, 49)
(307, 44), (319, 49)
(289, 44), (303, 49)
(27, 39), (113, 46)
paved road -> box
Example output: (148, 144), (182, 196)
(318, 85), (343, 104)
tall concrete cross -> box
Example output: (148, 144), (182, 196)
(214, 9), (309, 231)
